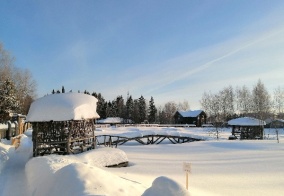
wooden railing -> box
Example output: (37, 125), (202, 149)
(95, 134), (203, 148)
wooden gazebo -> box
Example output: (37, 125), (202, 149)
(228, 117), (266, 140)
(26, 93), (100, 157)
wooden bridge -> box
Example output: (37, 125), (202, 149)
(95, 134), (203, 148)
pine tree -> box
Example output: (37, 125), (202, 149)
(62, 86), (65, 93)
(100, 102), (107, 119)
(138, 95), (146, 123)
(126, 95), (134, 121)
(106, 101), (111, 117)
(111, 100), (118, 117)
(132, 99), (140, 123)
(84, 90), (90, 95)
(91, 92), (98, 98)
(93, 92), (106, 119)
(0, 79), (19, 122)
(148, 96), (157, 123)
(116, 95), (124, 118)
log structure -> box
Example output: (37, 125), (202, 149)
(32, 120), (96, 156)
(228, 117), (266, 140)
(26, 93), (100, 157)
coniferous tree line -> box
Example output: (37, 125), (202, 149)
(0, 43), (37, 122)
(200, 79), (284, 125)
(52, 86), (190, 124)
(52, 87), (156, 123)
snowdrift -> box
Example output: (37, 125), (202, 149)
(142, 176), (190, 196)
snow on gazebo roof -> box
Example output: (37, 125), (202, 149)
(178, 110), (204, 117)
(228, 117), (266, 126)
(26, 93), (100, 122)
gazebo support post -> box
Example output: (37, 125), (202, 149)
(67, 121), (73, 155)
(92, 120), (96, 149)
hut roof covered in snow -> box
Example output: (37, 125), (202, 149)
(228, 117), (266, 126)
(26, 93), (100, 122)
(177, 110), (203, 117)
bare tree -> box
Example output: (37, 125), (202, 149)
(200, 92), (211, 116)
(157, 106), (167, 124)
(200, 92), (222, 122)
(14, 69), (37, 114)
(177, 100), (190, 111)
(0, 43), (15, 82)
(0, 42), (37, 116)
(200, 92), (222, 139)
(235, 85), (252, 115)
(219, 86), (235, 121)
(162, 101), (177, 124)
(251, 79), (271, 120)
(273, 86), (284, 118)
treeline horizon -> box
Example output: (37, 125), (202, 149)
(51, 79), (284, 124)
(51, 86), (190, 124)
(200, 79), (284, 123)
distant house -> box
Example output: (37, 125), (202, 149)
(174, 110), (207, 127)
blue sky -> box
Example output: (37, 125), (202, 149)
(1, 0), (284, 109)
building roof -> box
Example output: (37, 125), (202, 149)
(26, 93), (100, 122)
(265, 118), (284, 124)
(274, 119), (284, 123)
(177, 110), (204, 118)
(228, 117), (266, 126)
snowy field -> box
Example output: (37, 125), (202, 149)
(1, 126), (284, 196)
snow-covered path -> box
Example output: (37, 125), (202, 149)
(0, 135), (33, 196)
(0, 151), (29, 196)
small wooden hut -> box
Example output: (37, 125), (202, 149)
(228, 117), (266, 139)
(26, 93), (100, 157)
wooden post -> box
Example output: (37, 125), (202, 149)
(67, 121), (73, 155)
(186, 171), (189, 190)
(92, 120), (96, 149)
(183, 162), (191, 190)
(116, 137), (119, 148)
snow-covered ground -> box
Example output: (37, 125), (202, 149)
(1, 126), (284, 196)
